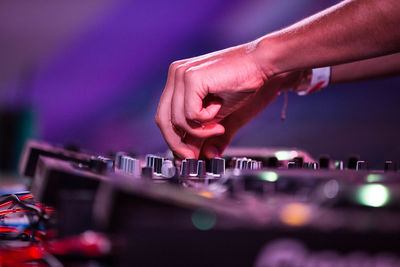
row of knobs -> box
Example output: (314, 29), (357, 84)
(286, 155), (397, 172)
(89, 152), (398, 177)
(145, 155), (179, 178)
(116, 153), (141, 176)
(286, 156), (349, 170)
(180, 158), (225, 178)
(287, 157), (319, 169)
(120, 154), (227, 179)
(181, 159), (206, 178)
(116, 154), (175, 178)
(109, 153), (227, 179)
(145, 154), (164, 176)
(231, 157), (263, 170)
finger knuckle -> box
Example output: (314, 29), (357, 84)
(169, 60), (186, 72)
(168, 61), (179, 71)
(175, 65), (187, 77)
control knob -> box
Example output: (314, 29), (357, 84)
(119, 155), (141, 176)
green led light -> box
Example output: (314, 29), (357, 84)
(191, 209), (216, 231)
(356, 184), (390, 207)
(274, 150), (298, 161)
(366, 174), (382, 183)
(261, 171), (278, 182)
(274, 151), (292, 160)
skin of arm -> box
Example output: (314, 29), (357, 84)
(253, 0), (400, 77)
(330, 52), (400, 84)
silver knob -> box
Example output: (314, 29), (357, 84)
(120, 155), (141, 176)
(161, 160), (176, 178)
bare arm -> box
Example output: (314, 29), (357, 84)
(330, 53), (400, 84)
(254, 0), (400, 77)
(156, 0), (400, 160)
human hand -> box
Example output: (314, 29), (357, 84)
(155, 43), (269, 160)
(200, 71), (304, 158)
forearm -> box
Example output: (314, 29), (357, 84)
(330, 53), (400, 84)
(253, 0), (400, 77)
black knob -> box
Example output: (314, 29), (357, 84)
(266, 157), (278, 168)
(384, 160), (397, 172)
(294, 157), (303, 168)
(347, 155), (360, 169)
(210, 158), (225, 176)
(319, 155), (330, 169)
(287, 161), (296, 169)
(197, 160), (206, 178)
(146, 155), (154, 168)
(145, 155), (163, 175)
(356, 160), (368, 171)
(154, 157), (163, 174)
(180, 158), (199, 177)
(180, 160), (189, 177)
(186, 158), (198, 176)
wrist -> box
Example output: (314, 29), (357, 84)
(248, 34), (289, 79)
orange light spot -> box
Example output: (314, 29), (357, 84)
(280, 203), (311, 227)
(198, 191), (214, 199)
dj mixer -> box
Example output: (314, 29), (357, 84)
(0, 139), (399, 266)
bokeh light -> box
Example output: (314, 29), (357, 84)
(280, 203), (311, 227)
(198, 191), (214, 199)
(366, 174), (382, 183)
(323, 179), (339, 199)
(274, 151), (298, 161)
(260, 171), (278, 182)
(191, 209), (216, 231)
(356, 184), (390, 207)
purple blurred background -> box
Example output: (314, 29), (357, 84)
(0, 0), (399, 168)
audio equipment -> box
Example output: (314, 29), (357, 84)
(0, 140), (399, 266)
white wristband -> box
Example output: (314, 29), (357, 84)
(297, 67), (331, 96)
